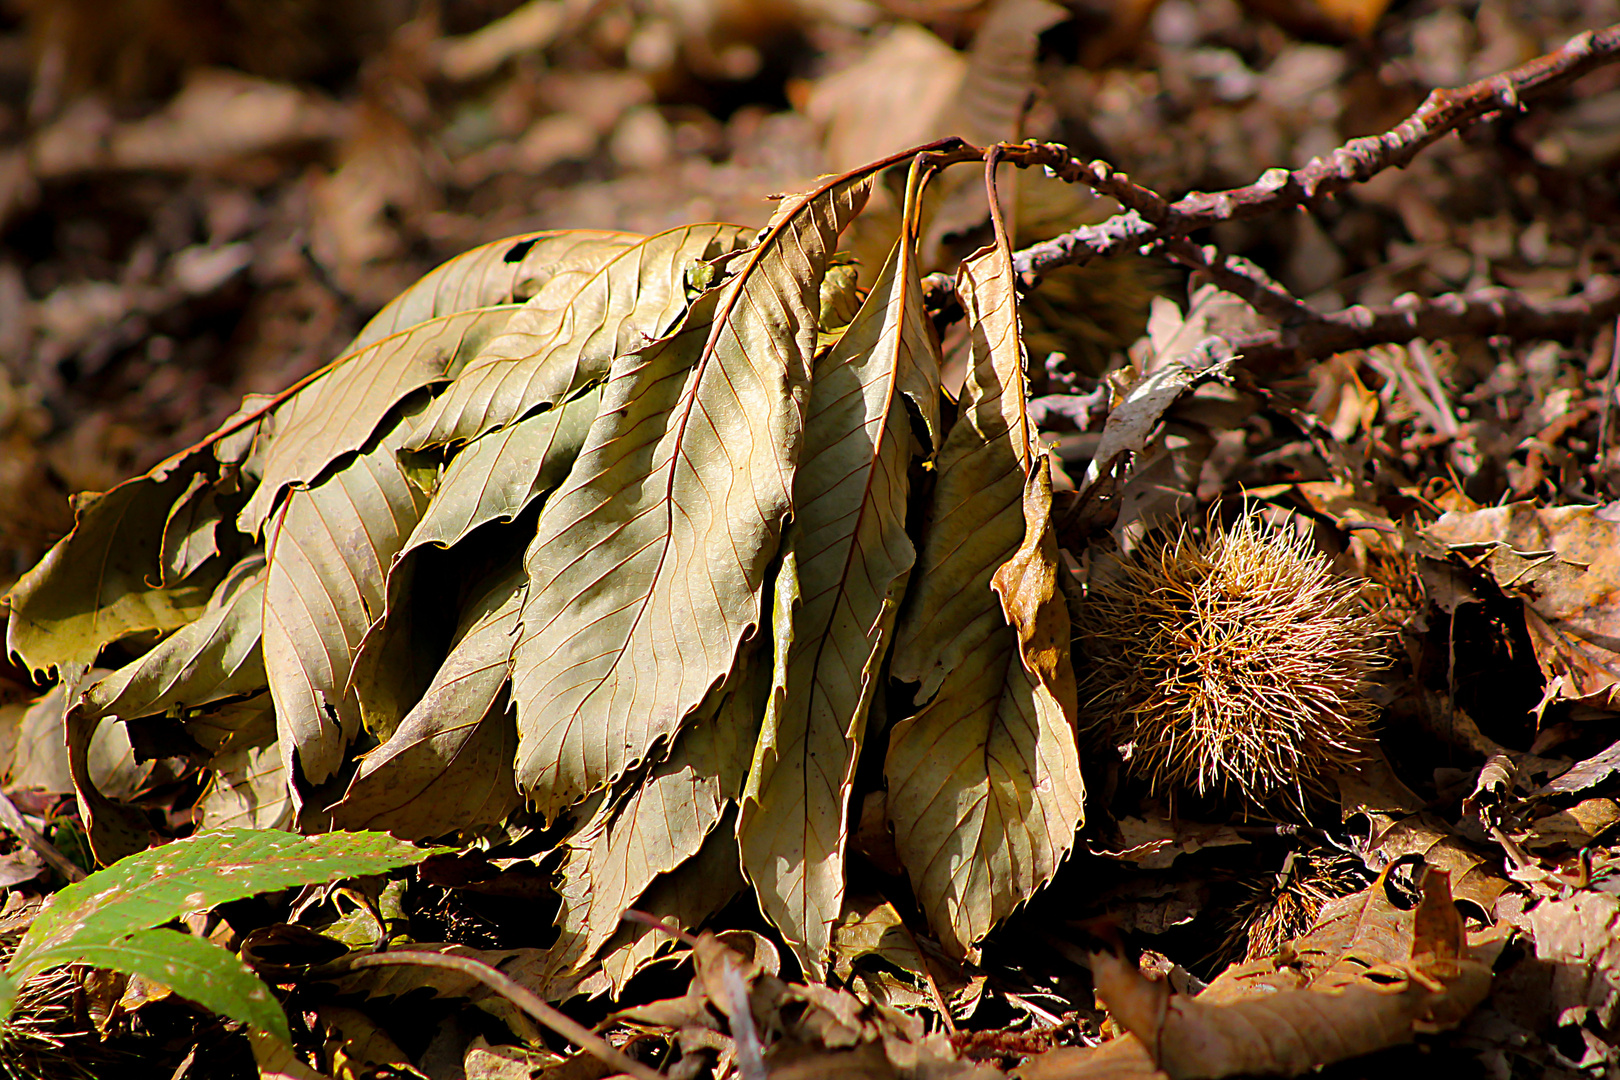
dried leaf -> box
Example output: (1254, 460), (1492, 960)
(1541, 738), (1620, 795)
(263, 413), (427, 787)
(885, 225), (1083, 957)
(510, 166), (879, 818)
(239, 306), (518, 536)
(346, 230), (645, 361)
(201, 741), (293, 832)
(5, 461), (225, 680)
(597, 816), (751, 997)
(160, 470), (232, 586)
(402, 385), (603, 554)
(324, 565), (525, 839)
(80, 553), (266, 722)
(551, 681), (758, 976)
(1425, 502), (1620, 708)
(738, 209), (941, 973)
(408, 224), (755, 452)
(991, 453), (1078, 723)
(1041, 873), (1491, 1080)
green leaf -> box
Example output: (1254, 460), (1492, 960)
(0, 971), (18, 1022)
(7, 828), (436, 985)
(510, 173), (877, 819)
(407, 224), (755, 453)
(737, 217), (941, 974)
(66, 928), (291, 1044)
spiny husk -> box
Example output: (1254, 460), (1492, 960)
(0, 968), (113, 1080)
(1224, 850), (1367, 964)
(1075, 511), (1389, 803)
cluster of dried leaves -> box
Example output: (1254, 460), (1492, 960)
(2, 0), (1620, 1078)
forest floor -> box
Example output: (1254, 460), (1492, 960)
(1, 0), (1619, 1077)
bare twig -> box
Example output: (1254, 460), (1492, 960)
(1230, 274), (1620, 372)
(1006, 22), (1620, 281)
(347, 952), (663, 1080)
(1161, 239), (1321, 328)
(0, 789), (86, 883)
(923, 270), (1620, 370)
(1598, 315), (1620, 452)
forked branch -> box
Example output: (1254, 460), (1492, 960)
(1004, 21), (1620, 281)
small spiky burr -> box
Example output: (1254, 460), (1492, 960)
(1075, 510), (1388, 803)
(1221, 850), (1368, 965)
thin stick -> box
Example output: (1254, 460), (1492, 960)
(0, 789), (86, 883)
(347, 952), (664, 1080)
(1006, 22), (1620, 281)
(1597, 315), (1620, 453)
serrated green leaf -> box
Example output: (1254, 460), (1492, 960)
(64, 928), (291, 1043)
(7, 828), (435, 985)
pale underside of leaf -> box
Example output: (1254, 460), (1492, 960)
(510, 174), (874, 819)
(200, 741), (292, 832)
(885, 638), (1082, 956)
(404, 385), (604, 555)
(262, 414), (428, 787)
(890, 242), (1033, 703)
(325, 566), (526, 839)
(882, 236), (1082, 956)
(5, 469), (225, 679)
(343, 384), (604, 740)
(160, 470), (231, 586)
(80, 553), (267, 722)
(551, 671), (758, 976)
(408, 224), (755, 452)
(240, 306), (521, 536)
(185, 692), (276, 758)
(345, 229), (645, 354)
(736, 231), (940, 974)
(598, 813), (749, 997)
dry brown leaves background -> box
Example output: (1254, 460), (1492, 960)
(1, 0), (1620, 1078)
